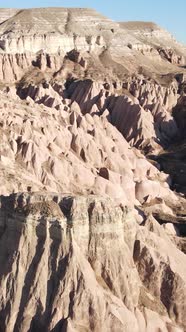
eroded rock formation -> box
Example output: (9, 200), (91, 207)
(0, 6), (186, 332)
(0, 193), (186, 332)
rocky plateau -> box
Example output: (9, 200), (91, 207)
(0, 6), (186, 332)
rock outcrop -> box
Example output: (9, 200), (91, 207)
(0, 192), (185, 332)
(67, 79), (178, 150)
(0, 8), (185, 83)
(0, 88), (172, 207)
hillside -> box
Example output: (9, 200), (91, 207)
(0, 7), (186, 332)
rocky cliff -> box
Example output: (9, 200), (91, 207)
(0, 192), (186, 332)
(0, 7), (186, 332)
(0, 8), (185, 82)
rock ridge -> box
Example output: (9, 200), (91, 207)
(0, 192), (185, 331)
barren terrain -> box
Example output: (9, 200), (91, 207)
(0, 7), (186, 332)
